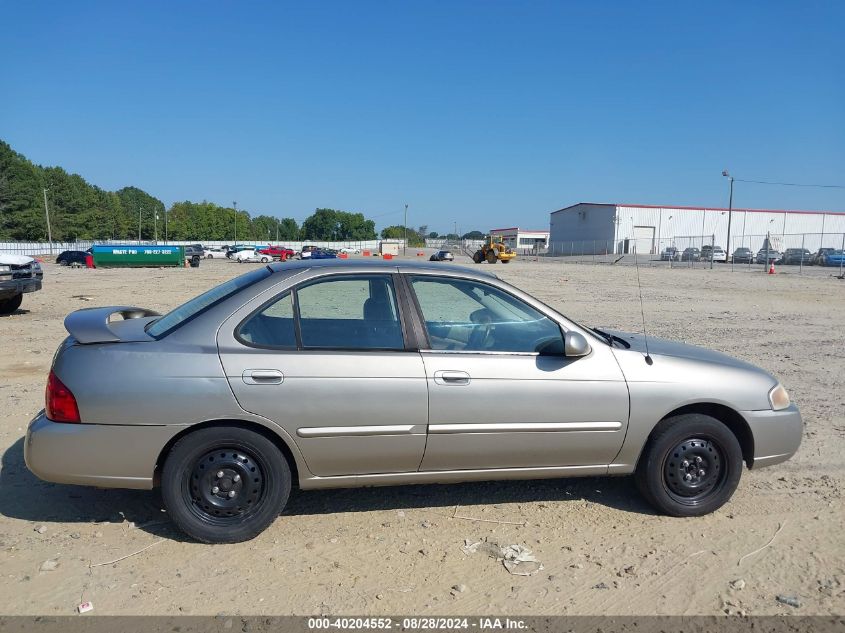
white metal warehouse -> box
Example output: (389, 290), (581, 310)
(549, 202), (845, 256)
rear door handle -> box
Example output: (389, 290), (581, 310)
(242, 369), (284, 385)
(433, 370), (471, 385)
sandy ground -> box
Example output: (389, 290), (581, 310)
(0, 255), (842, 616)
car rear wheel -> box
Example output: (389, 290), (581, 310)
(0, 293), (23, 314)
(161, 426), (291, 543)
(634, 413), (742, 517)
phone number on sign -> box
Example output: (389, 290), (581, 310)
(308, 618), (474, 630)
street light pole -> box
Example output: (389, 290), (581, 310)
(138, 205), (142, 244)
(723, 170), (734, 257)
(233, 201), (238, 247)
(42, 188), (53, 255)
(403, 204), (408, 256)
(154, 211), (158, 243)
(164, 207), (168, 243)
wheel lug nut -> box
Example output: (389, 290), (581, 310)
(699, 469), (705, 476)
(684, 474), (692, 481)
(216, 470), (224, 478)
(695, 456), (703, 463)
(682, 460), (689, 467)
(212, 486), (219, 494)
(233, 474), (241, 482)
(228, 491), (236, 498)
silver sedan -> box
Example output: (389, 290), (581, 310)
(25, 260), (802, 543)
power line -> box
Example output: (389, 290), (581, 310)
(734, 178), (845, 189)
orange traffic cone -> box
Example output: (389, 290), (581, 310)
(768, 261), (775, 275)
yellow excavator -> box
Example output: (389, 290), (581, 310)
(473, 235), (517, 264)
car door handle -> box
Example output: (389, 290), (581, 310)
(242, 369), (284, 385)
(433, 370), (471, 385)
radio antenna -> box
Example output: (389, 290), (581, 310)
(633, 245), (653, 365)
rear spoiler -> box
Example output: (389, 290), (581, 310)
(64, 306), (161, 344)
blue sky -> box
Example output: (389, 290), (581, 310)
(1, 1), (843, 233)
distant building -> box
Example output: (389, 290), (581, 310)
(549, 203), (845, 256)
(488, 227), (550, 252)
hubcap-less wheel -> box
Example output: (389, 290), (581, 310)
(186, 448), (265, 524)
(662, 437), (725, 504)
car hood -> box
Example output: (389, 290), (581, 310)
(0, 253), (35, 266)
(601, 328), (765, 373)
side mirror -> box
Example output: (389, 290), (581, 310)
(564, 331), (591, 358)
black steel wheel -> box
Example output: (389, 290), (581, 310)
(162, 426), (291, 543)
(635, 414), (742, 517)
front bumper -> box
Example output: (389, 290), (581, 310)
(0, 277), (41, 298)
(25, 410), (182, 489)
(743, 404), (803, 469)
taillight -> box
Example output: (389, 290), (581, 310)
(45, 370), (80, 423)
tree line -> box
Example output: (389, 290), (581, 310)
(0, 140), (483, 243)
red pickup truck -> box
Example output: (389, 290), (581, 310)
(257, 246), (295, 261)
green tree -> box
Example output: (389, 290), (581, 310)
(380, 225), (424, 246)
(462, 230), (486, 240)
(301, 208), (376, 241)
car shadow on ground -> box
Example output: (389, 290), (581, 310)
(0, 309), (31, 317)
(1, 437), (656, 542)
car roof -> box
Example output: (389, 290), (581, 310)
(267, 258), (498, 278)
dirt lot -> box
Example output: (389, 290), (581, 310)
(0, 256), (842, 616)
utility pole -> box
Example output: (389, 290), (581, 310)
(233, 202), (238, 247)
(42, 188), (53, 255)
(723, 170), (734, 257)
(138, 205), (143, 243)
(276, 219), (280, 242)
(154, 211), (158, 243)
(403, 204), (408, 256)
(164, 207), (168, 243)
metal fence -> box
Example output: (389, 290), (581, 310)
(542, 232), (845, 276)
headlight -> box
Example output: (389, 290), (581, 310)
(0, 265), (9, 272)
(769, 384), (791, 411)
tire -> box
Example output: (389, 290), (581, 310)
(206, 254), (213, 259)
(0, 294), (23, 315)
(473, 251), (483, 264)
(161, 426), (292, 543)
(634, 414), (742, 517)
(486, 250), (497, 264)
(501, 259), (510, 264)
(59, 259), (69, 266)
(261, 257), (270, 263)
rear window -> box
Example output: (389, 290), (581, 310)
(146, 267), (271, 338)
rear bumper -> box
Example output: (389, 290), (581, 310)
(743, 404), (803, 469)
(25, 410), (181, 489)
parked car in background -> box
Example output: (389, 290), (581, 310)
(429, 250), (454, 262)
(681, 247), (700, 262)
(0, 253), (43, 314)
(822, 250), (845, 267)
(781, 248), (813, 265)
(25, 260), (803, 543)
(700, 245), (727, 263)
(731, 247), (754, 264)
(204, 248), (228, 259)
(339, 247), (360, 255)
(299, 245), (317, 259)
(258, 246), (295, 260)
(811, 248), (835, 266)
(226, 245), (255, 259)
(755, 249), (781, 264)
(660, 247), (681, 261)
(56, 250), (90, 266)
(234, 249), (271, 263)
(309, 249), (337, 259)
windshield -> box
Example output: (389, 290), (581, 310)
(146, 267), (271, 338)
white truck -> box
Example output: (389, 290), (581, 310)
(0, 253), (43, 314)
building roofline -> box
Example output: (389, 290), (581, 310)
(489, 227), (550, 233)
(551, 202), (845, 216)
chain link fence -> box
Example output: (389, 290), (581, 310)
(541, 232), (845, 275)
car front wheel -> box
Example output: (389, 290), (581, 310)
(635, 413), (742, 517)
(161, 426), (292, 543)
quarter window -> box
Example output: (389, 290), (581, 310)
(296, 275), (404, 350)
(410, 276), (564, 354)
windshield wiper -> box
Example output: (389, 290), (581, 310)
(591, 328), (614, 346)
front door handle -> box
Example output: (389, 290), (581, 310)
(433, 370), (471, 385)
(242, 369), (284, 385)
